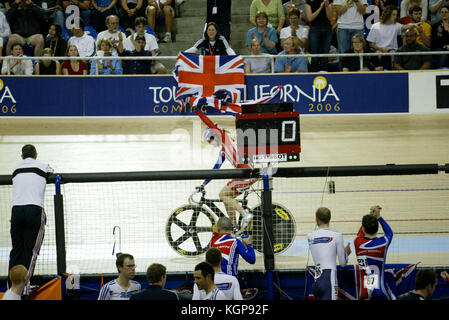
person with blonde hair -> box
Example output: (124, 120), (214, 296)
(341, 34), (383, 71)
(1, 265), (28, 300)
(34, 48), (62, 75)
(244, 38), (272, 73)
(90, 38), (123, 75)
(274, 35), (308, 72)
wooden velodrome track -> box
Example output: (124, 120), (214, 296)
(0, 114), (448, 275)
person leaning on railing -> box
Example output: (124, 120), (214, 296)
(117, 30), (153, 74)
(274, 35), (308, 72)
(341, 34), (383, 71)
(1, 42), (33, 75)
(244, 38), (272, 73)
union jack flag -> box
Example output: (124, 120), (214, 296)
(173, 52), (245, 106)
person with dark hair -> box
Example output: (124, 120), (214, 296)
(307, 207), (351, 300)
(186, 21), (235, 55)
(1, 42), (33, 74)
(400, 6), (431, 48)
(393, 28), (432, 70)
(98, 253), (141, 300)
(45, 23), (68, 58)
(193, 261), (226, 300)
(117, 29), (153, 74)
(130, 263), (179, 300)
(67, 18), (96, 57)
(34, 47), (62, 74)
(398, 270), (438, 300)
(9, 145), (53, 295)
(246, 11), (278, 54)
(193, 247), (243, 300)
(354, 205), (395, 300)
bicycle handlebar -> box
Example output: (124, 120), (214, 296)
(189, 189), (205, 205)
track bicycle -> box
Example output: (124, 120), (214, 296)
(165, 187), (296, 257)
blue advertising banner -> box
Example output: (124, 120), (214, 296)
(0, 73), (409, 117)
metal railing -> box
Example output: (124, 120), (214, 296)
(2, 51), (449, 75)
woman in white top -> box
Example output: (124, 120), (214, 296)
(1, 43), (33, 75)
(366, 5), (420, 68)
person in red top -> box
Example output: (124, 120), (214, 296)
(61, 45), (88, 75)
(194, 107), (256, 234)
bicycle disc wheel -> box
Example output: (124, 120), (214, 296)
(245, 203), (296, 255)
(166, 204), (215, 257)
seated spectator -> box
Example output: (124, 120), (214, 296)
(68, 19), (96, 57)
(34, 47), (62, 74)
(186, 21), (235, 55)
(342, 34), (383, 71)
(124, 16), (166, 73)
(283, 0), (309, 25)
(431, 5), (449, 68)
(1, 42), (33, 74)
(274, 35), (308, 72)
(244, 38), (272, 73)
(118, 0), (146, 31)
(400, 6), (431, 48)
(61, 44), (88, 74)
(400, 0), (428, 21)
(429, 0), (449, 23)
(118, 31), (153, 74)
(91, 0), (118, 32)
(90, 38), (122, 74)
(62, 0), (91, 26)
(96, 14), (126, 55)
(0, 10), (11, 59)
(6, 0), (45, 56)
(366, 5), (420, 69)
(375, 0), (402, 16)
(393, 28), (432, 69)
(35, 0), (65, 28)
(45, 23), (68, 57)
(246, 11), (278, 54)
(146, 0), (174, 43)
(249, 0), (285, 34)
(280, 8), (308, 51)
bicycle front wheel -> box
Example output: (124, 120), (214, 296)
(165, 204), (215, 257)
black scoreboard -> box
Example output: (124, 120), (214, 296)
(235, 102), (300, 164)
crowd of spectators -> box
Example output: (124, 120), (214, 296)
(0, 0), (448, 75)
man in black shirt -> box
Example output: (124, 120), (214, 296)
(130, 263), (179, 300)
(118, 32), (153, 74)
(394, 28), (432, 70)
(398, 270), (438, 300)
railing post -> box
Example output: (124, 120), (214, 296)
(54, 175), (67, 275)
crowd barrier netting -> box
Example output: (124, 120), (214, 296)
(0, 164), (448, 277)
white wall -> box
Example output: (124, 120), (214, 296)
(409, 70), (449, 114)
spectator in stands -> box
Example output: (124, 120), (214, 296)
(96, 14), (126, 55)
(118, 31), (153, 74)
(6, 0), (45, 56)
(124, 16), (166, 73)
(193, 262), (226, 300)
(429, 0), (449, 23)
(334, 0), (368, 56)
(90, 38), (122, 74)
(146, 0), (174, 43)
(193, 247), (243, 300)
(373, 0), (399, 15)
(401, 6), (431, 48)
(35, 0), (65, 29)
(1, 42), (33, 74)
(61, 44), (88, 74)
(393, 28), (432, 70)
(118, 0), (146, 31)
(206, 0), (231, 41)
(34, 47), (62, 74)
(431, 5), (449, 68)
(45, 23), (68, 57)
(305, 0), (333, 72)
(68, 19), (96, 57)
(342, 33), (383, 71)
(283, 0), (309, 26)
(1, 265), (28, 300)
(91, 0), (118, 32)
(366, 5), (420, 69)
(280, 8), (308, 51)
(186, 21), (235, 55)
(400, 0), (428, 22)
(246, 11), (278, 54)
(130, 263), (179, 300)
(62, 0), (92, 27)
(274, 35), (308, 72)
(244, 38), (272, 73)
(441, 271), (449, 282)
(398, 270), (438, 300)
(98, 253), (141, 300)
(210, 217), (255, 277)
(249, 0), (285, 35)
(0, 10), (11, 59)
